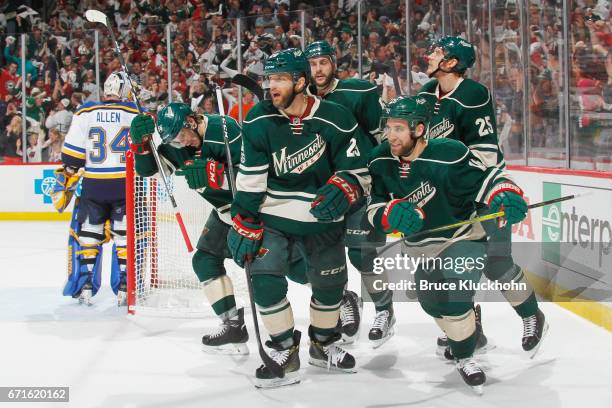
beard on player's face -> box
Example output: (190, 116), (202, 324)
(269, 73), (295, 109)
(386, 119), (417, 156)
(269, 73), (305, 110)
(309, 56), (335, 89)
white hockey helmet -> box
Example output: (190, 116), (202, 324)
(103, 71), (132, 101)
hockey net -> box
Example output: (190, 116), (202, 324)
(126, 151), (246, 316)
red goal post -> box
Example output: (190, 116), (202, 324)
(126, 151), (246, 316)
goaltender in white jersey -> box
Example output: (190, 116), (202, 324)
(57, 71), (139, 306)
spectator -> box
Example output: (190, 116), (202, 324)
(0, 62), (20, 103)
(42, 127), (64, 163)
(229, 89), (255, 121)
(3, 115), (23, 163)
(45, 99), (73, 135)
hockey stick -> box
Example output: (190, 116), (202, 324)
(387, 64), (402, 96)
(85, 9), (193, 253)
(231, 73), (265, 101)
(378, 193), (586, 257)
(214, 87), (284, 378)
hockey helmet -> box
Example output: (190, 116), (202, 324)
(304, 40), (336, 64)
(157, 102), (195, 144)
(263, 48), (311, 83)
(381, 96), (432, 132)
(429, 36), (476, 74)
(104, 71), (132, 100)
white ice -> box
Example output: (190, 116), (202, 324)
(0, 221), (610, 408)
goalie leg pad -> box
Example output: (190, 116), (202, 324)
(110, 216), (127, 295)
(75, 220), (105, 297)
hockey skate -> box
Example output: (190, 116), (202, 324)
(309, 327), (356, 373)
(456, 357), (486, 395)
(442, 305), (494, 361)
(202, 308), (249, 355)
(117, 282), (127, 307)
(368, 308), (396, 348)
(255, 330), (301, 389)
(522, 309), (548, 359)
(77, 282), (94, 306)
(338, 290), (362, 344)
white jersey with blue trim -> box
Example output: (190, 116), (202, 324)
(61, 100), (139, 201)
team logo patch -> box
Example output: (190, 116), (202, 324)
(404, 181), (436, 208)
(428, 117), (454, 139)
(256, 247), (269, 258)
(272, 134), (326, 175)
(399, 161), (411, 178)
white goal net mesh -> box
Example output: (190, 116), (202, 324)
(126, 153), (246, 316)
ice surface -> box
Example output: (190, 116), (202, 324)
(0, 221), (610, 408)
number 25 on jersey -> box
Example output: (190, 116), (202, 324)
(475, 116), (493, 137)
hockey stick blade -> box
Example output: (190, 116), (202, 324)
(378, 193), (585, 256)
(85, 10), (108, 25)
(231, 74), (264, 101)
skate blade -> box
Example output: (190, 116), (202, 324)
(471, 384), (484, 396)
(528, 321), (549, 359)
(202, 343), (249, 356)
(441, 343), (497, 363)
(370, 326), (395, 349)
(78, 290), (93, 306)
(254, 371), (300, 388)
(117, 292), (127, 307)
(308, 358), (357, 373)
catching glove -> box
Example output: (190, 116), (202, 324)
(51, 167), (81, 213)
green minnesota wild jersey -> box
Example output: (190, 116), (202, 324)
(232, 97), (371, 236)
(134, 114), (241, 223)
(418, 78), (504, 169)
(367, 138), (511, 257)
(308, 78), (385, 146)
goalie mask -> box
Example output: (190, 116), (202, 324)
(104, 71), (134, 101)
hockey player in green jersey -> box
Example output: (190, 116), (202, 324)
(367, 95), (528, 394)
(305, 40), (394, 346)
(228, 49), (371, 388)
(129, 103), (249, 355)
(419, 36), (547, 358)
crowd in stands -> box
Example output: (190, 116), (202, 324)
(0, 0), (609, 167)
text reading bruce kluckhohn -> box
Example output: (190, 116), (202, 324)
(371, 254), (528, 292)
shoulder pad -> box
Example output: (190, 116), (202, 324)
(368, 141), (393, 167)
(336, 78), (378, 91)
(451, 79), (490, 108)
(312, 99), (357, 132)
(74, 101), (99, 115)
(421, 138), (469, 163)
(243, 100), (278, 123)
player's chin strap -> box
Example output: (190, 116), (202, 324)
(428, 59), (456, 78)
